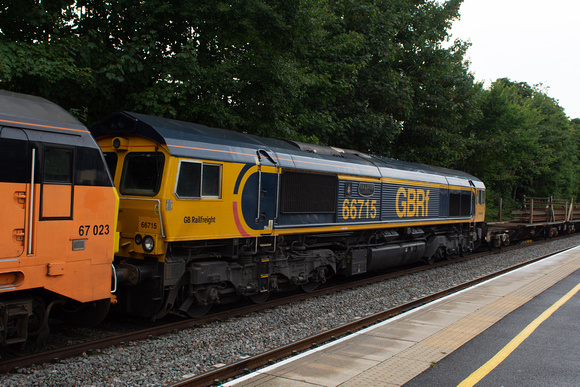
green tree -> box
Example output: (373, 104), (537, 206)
(1, 0), (474, 148)
(392, 37), (480, 167)
(291, 0), (477, 156)
(524, 85), (578, 198)
(0, 0), (92, 110)
(464, 79), (579, 218)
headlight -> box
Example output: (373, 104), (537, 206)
(142, 236), (155, 253)
(134, 234), (143, 245)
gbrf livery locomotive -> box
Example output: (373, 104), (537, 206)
(0, 91), (118, 345)
(91, 111), (486, 319)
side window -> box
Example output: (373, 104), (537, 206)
(478, 190), (485, 205)
(176, 161), (201, 197)
(175, 160), (221, 199)
(0, 127), (29, 183)
(202, 164), (221, 197)
(76, 147), (114, 186)
(44, 147), (73, 183)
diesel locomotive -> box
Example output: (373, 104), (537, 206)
(91, 111), (486, 319)
(7, 91), (580, 345)
(0, 91), (118, 345)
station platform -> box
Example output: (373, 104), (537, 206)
(224, 246), (580, 386)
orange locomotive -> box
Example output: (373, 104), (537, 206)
(0, 91), (118, 345)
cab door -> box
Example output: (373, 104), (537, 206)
(0, 127), (29, 258)
(255, 149), (278, 232)
(40, 146), (73, 220)
(474, 188), (486, 222)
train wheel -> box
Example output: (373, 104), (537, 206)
(247, 292), (270, 304)
(54, 299), (110, 327)
(300, 281), (319, 293)
(185, 303), (212, 318)
(28, 298), (45, 334)
(28, 298), (50, 347)
(178, 286), (217, 318)
(426, 247), (446, 264)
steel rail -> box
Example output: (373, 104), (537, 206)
(0, 236), (572, 375)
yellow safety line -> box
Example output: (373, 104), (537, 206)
(458, 282), (580, 387)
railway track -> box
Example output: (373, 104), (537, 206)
(173, 244), (574, 387)
(0, 236), (572, 376)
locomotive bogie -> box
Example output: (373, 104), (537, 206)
(101, 138), (279, 251)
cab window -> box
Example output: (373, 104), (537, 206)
(175, 160), (221, 199)
(44, 147), (73, 184)
(120, 152), (164, 196)
(478, 190), (485, 205)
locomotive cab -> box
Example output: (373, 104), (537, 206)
(474, 184), (486, 223)
(93, 113), (274, 318)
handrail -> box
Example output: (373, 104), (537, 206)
(28, 148), (36, 255)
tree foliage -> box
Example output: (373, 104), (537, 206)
(1, 0), (578, 211)
(0, 0), (468, 143)
(462, 79), (579, 216)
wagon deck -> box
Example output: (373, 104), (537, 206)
(486, 196), (580, 245)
